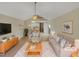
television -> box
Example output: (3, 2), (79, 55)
(0, 23), (11, 35)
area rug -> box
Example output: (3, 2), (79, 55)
(14, 41), (56, 57)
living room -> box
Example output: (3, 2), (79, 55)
(0, 2), (79, 57)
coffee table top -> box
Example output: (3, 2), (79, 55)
(25, 42), (42, 56)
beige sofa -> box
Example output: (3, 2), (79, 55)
(49, 33), (74, 57)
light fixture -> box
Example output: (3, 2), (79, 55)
(32, 2), (37, 20)
(32, 2), (46, 21)
(32, 15), (37, 20)
(32, 2), (43, 20)
(48, 25), (51, 28)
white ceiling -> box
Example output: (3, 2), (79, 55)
(0, 2), (79, 20)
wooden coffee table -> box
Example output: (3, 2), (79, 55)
(25, 42), (42, 56)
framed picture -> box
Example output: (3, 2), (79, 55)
(63, 21), (72, 33)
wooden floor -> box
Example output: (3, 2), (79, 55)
(0, 37), (28, 57)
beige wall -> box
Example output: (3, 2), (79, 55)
(49, 8), (79, 39)
(24, 19), (31, 28)
(0, 14), (24, 40)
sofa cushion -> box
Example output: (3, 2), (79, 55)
(65, 41), (72, 47)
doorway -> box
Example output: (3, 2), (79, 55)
(40, 23), (44, 32)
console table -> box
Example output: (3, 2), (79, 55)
(0, 37), (19, 55)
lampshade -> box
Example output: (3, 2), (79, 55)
(32, 15), (38, 20)
(32, 15), (46, 21)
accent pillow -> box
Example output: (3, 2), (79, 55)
(60, 38), (67, 48)
(53, 33), (60, 42)
(53, 33), (57, 39)
(56, 36), (60, 43)
(65, 41), (72, 47)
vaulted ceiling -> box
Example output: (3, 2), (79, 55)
(0, 2), (79, 20)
